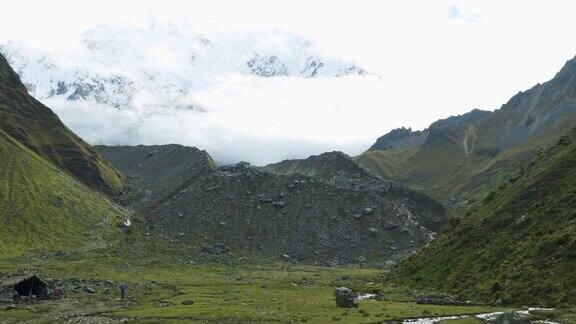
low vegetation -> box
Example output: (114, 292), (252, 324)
(392, 130), (576, 307)
(0, 246), (507, 323)
(0, 130), (128, 258)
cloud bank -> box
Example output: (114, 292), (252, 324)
(44, 73), (385, 165)
(2, 22), (393, 165)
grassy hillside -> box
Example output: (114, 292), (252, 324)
(358, 56), (576, 202)
(0, 54), (124, 195)
(357, 126), (495, 200)
(392, 129), (576, 306)
(0, 130), (128, 258)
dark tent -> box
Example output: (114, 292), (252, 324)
(1, 275), (48, 299)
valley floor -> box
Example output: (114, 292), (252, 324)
(1, 251), (571, 323)
(0, 252), (483, 323)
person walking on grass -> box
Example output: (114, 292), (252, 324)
(119, 283), (128, 300)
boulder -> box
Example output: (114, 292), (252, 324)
(258, 197), (273, 203)
(335, 287), (357, 308)
(147, 149), (158, 157)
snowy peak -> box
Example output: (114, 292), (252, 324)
(1, 22), (372, 109)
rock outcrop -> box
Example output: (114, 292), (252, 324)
(335, 287), (357, 308)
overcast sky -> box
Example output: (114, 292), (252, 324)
(1, 1), (576, 164)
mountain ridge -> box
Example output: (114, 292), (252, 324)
(97, 144), (447, 264)
(358, 55), (576, 201)
(0, 53), (129, 257)
(263, 151), (382, 183)
(0, 53), (124, 195)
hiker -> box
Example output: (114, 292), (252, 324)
(52, 287), (63, 300)
(119, 283), (128, 300)
(118, 219), (131, 238)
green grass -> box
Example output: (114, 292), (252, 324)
(392, 129), (576, 307)
(0, 53), (124, 195)
(0, 130), (129, 258)
(0, 123), (571, 321)
(0, 249), (506, 323)
(357, 109), (576, 203)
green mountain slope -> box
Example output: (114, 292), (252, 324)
(0, 54), (129, 258)
(392, 129), (576, 306)
(0, 54), (124, 195)
(0, 130), (128, 257)
(358, 56), (576, 202)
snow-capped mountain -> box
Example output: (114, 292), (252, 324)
(1, 22), (370, 110)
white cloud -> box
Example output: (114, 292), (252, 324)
(44, 73), (387, 165)
(1, 1), (576, 164)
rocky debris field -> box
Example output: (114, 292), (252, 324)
(98, 144), (446, 264)
(96, 144), (216, 211)
(262, 151), (382, 183)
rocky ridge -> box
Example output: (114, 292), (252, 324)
(262, 151), (381, 184)
(98, 145), (446, 264)
(358, 56), (576, 201)
(368, 109), (490, 152)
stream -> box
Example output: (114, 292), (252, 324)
(403, 308), (557, 324)
(354, 294), (558, 323)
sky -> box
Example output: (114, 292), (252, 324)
(1, 0), (576, 164)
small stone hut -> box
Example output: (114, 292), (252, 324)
(1, 275), (48, 299)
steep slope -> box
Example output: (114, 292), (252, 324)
(392, 129), (576, 306)
(0, 54), (124, 195)
(99, 145), (447, 264)
(358, 56), (576, 201)
(476, 57), (576, 149)
(0, 54), (129, 257)
(95, 145), (216, 211)
(357, 111), (493, 199)
(367, 109), (489, 152)
(0, 130), (128, 257)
